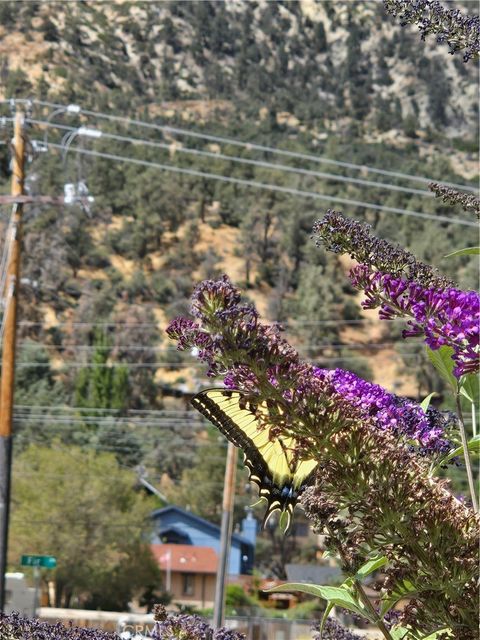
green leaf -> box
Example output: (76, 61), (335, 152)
(319, 602), (335, 637)
(380, 581), (417, 617)
(318, 574), (357, 636)
(389, 627), (411, 640)
(444, 247), (480, 257)
(390, 628), (453, 640)
(341, 576), (354, 589)
(355, 555), (388, 581)
(265, 583), (372, 621)
(434, 435), (480, 471)
(465, 434), (479, 453)
(459, 373), (480, 404)
(426, 346), (457, 391)
(420, 629), (454, 640)
(420, 392), (436, 412)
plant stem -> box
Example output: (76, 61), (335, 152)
(353, 582), (394, 640)
(326, 525), (394, 640)
(455, 393), (478, 513)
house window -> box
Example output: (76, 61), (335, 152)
(182, 573), (195, 596)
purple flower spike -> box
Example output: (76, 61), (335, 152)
(312, 211), (453, 290)
(350, 266), (480, 378)
(191, 274), (241, 321)
(166, 317), (199, 349)
(383, 0), (480, 62)
(324, 368), (453, 454)
(429, 182), (480, 218)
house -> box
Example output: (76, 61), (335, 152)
(150, 506), (256, 608)
(150, 544), (217, 609)
(151, 505), (255, 576)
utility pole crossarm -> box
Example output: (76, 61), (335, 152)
(0, 195), (64, 205)
(0, 109), (25, 612)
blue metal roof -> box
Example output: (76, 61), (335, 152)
(151, 505), (254, 549)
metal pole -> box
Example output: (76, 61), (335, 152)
(213, 442), (237, 629)
(33, 566), (40, 617)
(166, 550), (171, 592)
(0, 110), (25, 611)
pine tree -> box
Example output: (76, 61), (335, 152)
(314, 21), (327, 53)
(75, 330), (129, 413)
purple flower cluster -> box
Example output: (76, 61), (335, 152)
(190, 274), (242, 322)
(429, 182), (480, 218)
(152, 605), (244, 640)
(0, 613), (119, 640)
(167, 275), (299, 381)
(350, 266), (480, 377)
(383, 0), (480, 62)
(167, 276), (453, 454)
(312, 618), (366, 640)
(321, 367), (453, 453)
(312, 210), (453, 289)
(313, 211), (479, 378)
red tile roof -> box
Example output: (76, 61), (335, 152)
(151, 544), (218, 574)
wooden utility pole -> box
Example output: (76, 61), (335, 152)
(213, 442), (237, 628)
(0, 110), (25, 611)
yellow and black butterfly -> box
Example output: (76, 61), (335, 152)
(191, 388), (318, 532)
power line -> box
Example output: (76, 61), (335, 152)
(12, 430), (235, 450)
(28, 118), (435, 198)
(12, 412), (202, 422)
(16, 318), (411, 326)
(11, 518), (146, 528)
(12, 419), (203, 429)
(12, 420), (205, 430)
(23, 98), (479, 193)
(36, 140), (477, 227)
(13, 404), (201, 415)
(12, 421), (205, 431)
(11, 411), (203, 422)
(16, 340), (423, 351)
(12, 361), (201, 368)
(14, 352), (427, 368)
(11, 405), (205, 424)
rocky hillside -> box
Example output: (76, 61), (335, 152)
(0, 0), (477, 418)
(0, 0), (478, 138)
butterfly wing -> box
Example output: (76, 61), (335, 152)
(191, 388), (317, 532)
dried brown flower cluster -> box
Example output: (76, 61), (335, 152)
(383, 0), (480, 61)
(429, 182), (480, 218)
(312, 210), (454, 289)
(301, 422), (479, 639)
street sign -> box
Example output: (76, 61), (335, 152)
(21, 555), (57, 568)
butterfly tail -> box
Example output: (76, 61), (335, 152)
(261, 502), (294, 535)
